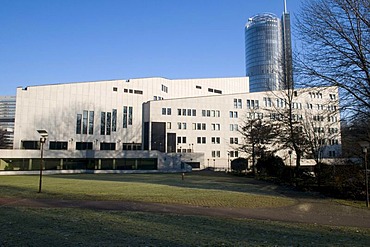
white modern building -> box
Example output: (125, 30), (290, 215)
(0, 76), (341, 172)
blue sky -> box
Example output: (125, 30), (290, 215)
(0, 0), (303, 95)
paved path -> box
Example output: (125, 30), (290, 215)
(1, 197), (369, 228)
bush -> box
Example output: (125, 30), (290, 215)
(256, 155), (285, 177)
(231, 158), (248, 174)
(316, 163), (366, 200)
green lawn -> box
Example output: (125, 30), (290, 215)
(0, 172), (295, 208)
(1, 172), (369, 246)
(1, 207), (369, 246)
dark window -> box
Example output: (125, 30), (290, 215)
(76, 114), (82, 134)
(106, 112), (111, 135)
(134, 90), (143, 94)
(129, 89), (133, 93)
(101, 112), (106, 135)
(196, 85), (202, 89)
(22, 141), (39, 150)
(208, 88), (214, 92)
(128, 107), (133, 125)
(82, 110), (88, 134)
(214, 89), (222, 94)
(113, 87), (118, 92)
(100, 142), (116, 150)
(124, 89), (128, 93)
(89, 111), (94, 135)
(112, 109), (117, 132)
(76, 142), (93, 150)
(123, 106), (127, 128)
(49, 141), (68, 150)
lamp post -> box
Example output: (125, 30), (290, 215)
(359, 141), (369, 208)
(227, 152), (230, 173)
(37, 129), (48, 193)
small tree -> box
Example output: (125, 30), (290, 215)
(238, 115), (278, 174)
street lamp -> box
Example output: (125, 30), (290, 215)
(227, 151), (230, 173)
(37, 129), (48, 193)
(359, 141), (369, 208)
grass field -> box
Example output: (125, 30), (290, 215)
(0, 172), (295, 208)
(1, 172), (369, 246)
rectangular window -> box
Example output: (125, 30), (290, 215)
(211, 137), (216, 144)
(167, 122), (171, 129)
(202, 110), (206, 117)
(76, 114), (82, 134)
(134, 90), (143, 94)
(187, 109), (192, 116)
(162, 108), (167, 115)
(82, 110), (88, 134)
(112, 109), (117, 132)
(182, 123), (187, 129)
(182, 109), (187, 116)
(192, 109), (196, 116)
(178, 109), (182, 116)
(123, 106), (127, 128)
(177, 122), (182, 129)
(76, 142), (93, 150)
(167, 108), (171, 115)
(106, 112), (111, 135)
(101, 112), (106, 135)
(89, 111), (94, 135)
(128, 106), (133, 125)
(182, 137), (186, 143)
(202, 123), (206, 130)
(100, 142), (116, 150)
(177, 137), (182, 144)
(49, 141), (68, 150)
(202, 137), (206, 144)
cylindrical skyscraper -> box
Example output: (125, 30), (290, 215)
(245, 1), (293, 93)
(245, 13), (283, 92)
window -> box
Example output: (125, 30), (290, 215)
(49, 141), (68, 150)
(76, 114), (82, 134)
(128, 106), (133, 125)
(89, 111), (94, 134)
(112, 109), (117, 132)
(100, 142), (116, 150)
(192, 109), (196, 116)
(134, 90), (143, 94)
(208, 88), (214, 92)
(101, 112), (106, 135)
(178, 136), (187, 144)
(82, 110), (88, 134)
(123, 107), (127, 128)
(106, 112), (111, 135)
(197, 137), (206, 144)
(167, 122), (171, 129)
(76, 142), (93, 150)
(196, 85), (202, 89)
(211, 137), (220, 144)
(230, 124), (238, 131)
(162, 108), (167, 115)
(167, 108), (172, 115)
(113, 87), (118, 92)
(161, 84), (168, 93)
(182, 123), (187, 129)
(202, 123), (206, 130)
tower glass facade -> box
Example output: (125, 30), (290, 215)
(245, 8), (293, 92)
(245, 13), (283, 92)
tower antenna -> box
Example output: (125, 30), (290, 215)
(284, 0), (287, 13)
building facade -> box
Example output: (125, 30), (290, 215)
(0, 77), (341, 172)
(0, 96), (16, 149)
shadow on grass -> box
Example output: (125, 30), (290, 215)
(1, 206), (369, 246)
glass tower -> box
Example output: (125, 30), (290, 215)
(245, 2), (293, 92)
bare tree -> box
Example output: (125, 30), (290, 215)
(295, 0), (370, 118)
